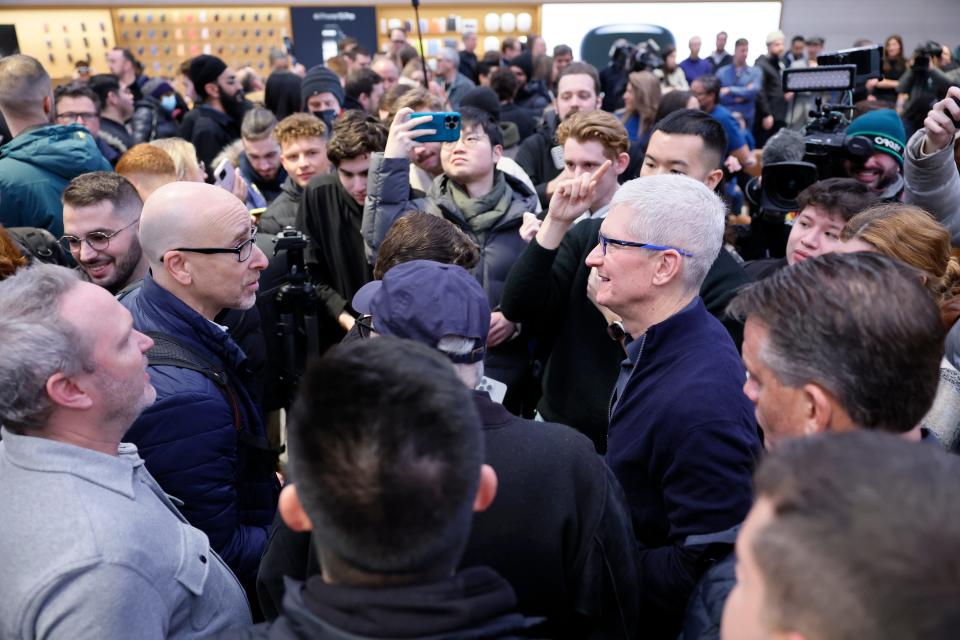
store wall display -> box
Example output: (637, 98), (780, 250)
(0, 8), (115, 81)
(290, 6), (378, 68)
(376, 5), (541, 58)
(113, 7), (292, 78)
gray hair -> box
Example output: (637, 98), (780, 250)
(437, 335), (484, 388)
(0, 265), (94, 434)
(0, 54), (51, 120)
(437, 48), (460, 68)
(610, 174), (726, 291)
(728, 252), (944, 433)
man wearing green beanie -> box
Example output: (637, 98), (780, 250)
(843, 108), (906, 200)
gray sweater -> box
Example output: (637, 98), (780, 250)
(904, 128), (960, 244)
(0, 429), (252, 639)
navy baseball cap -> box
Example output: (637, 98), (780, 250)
(352, 260), (491, 363)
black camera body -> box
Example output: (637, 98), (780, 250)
(629, 39), (663, 73)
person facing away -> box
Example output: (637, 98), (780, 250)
(223, 337), (534, 639)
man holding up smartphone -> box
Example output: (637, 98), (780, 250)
(362, 106), (539, 410)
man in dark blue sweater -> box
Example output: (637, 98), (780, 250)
(586, 174), (762, 639)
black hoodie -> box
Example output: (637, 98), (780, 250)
(223, 567), (533, 639)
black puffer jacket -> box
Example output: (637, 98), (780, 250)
(130, 97), (180, 144)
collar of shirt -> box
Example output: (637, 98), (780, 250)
(0, 428), (143, 499)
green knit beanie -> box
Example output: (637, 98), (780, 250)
(846, 109), (906, 166)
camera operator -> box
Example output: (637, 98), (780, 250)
(904, 86), (960, 243)
(898, 42), (960, 135)
(842, 109), (907, 200)
(600, 39), (632, 113)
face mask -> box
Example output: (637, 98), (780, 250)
(160, 94), (177, 112)
(312, 109), (337, 136)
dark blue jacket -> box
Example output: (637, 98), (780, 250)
(121, 274), (280, 587)
(605, 298), (761, 639)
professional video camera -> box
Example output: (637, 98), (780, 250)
(629, 39), (663, 73)
(781, 44), (884, 181)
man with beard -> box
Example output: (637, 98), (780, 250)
(296, 111), (387, 342)
(516, 62), (603, 209)
(61, 172), (147, 294)
(184, 54), (246, 178)
(844, 109), (907, 200)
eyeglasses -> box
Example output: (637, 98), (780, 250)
(441, 133), (487, 150)
(60, 218), (140, 253)
(56, 111), (99, 123)
(597, 231), (694, 257)
(357, 314), (375, 338)
(162, 227), (259, 263)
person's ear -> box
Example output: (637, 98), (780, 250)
(651, 251), (683, 286)
(161, 251), (194, 287)
(204, 81), (220, 101)
(801, 383), (839, 436)
(595, 93), (604, 110)
(705, 168), (724, 190)
(46, 371), (95, 412)
(473, 464), (498, 513)
(614, 151), (630, 176)
(491, 143), (503, 164)
(43, 94), (53, 117)
(279, 484), (314, 532)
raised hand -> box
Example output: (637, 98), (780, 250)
(384, 107), (437, 160)
(547, 159), (613, 224)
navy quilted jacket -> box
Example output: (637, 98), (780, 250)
(121, 274), (279, 587)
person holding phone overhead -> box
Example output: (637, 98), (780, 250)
(363, 106), (539, 411)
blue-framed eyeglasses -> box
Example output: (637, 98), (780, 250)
(597, 231), (694, 257)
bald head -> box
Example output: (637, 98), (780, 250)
(140, 182), (249, 266)
(0, 55), (52, 130)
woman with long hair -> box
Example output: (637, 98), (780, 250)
(619, 70), (661, 144)
(871, 35), (906, 104)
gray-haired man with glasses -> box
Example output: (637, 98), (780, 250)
(62, 171), (147, 294)
(585, 173), (761, 640)
(119, 180), (279, 607)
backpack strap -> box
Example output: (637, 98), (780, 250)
(144, 331), (241, 430)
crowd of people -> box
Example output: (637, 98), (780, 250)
(1, 21), (960, 640)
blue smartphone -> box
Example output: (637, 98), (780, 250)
(410, 112), (461, 143)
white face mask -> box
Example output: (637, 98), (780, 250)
(160, 94), (177, 112)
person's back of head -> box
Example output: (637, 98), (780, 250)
(149, 138), (206, 183)
(722, 430), (960, 640)
(0, 55), (52, 132)
(373, 212), (480, 280)
(609, 174), (726, 293)
(760, 128), (806, 165)
(625, 70), (661, 130)
(284, 337), (489, 582)
(653, 90), (695, 123)
(0, 226), (28, 280)
(489, 69), (519, 103)
(116, 143), (178, 200)
(728, 252), (944, 437)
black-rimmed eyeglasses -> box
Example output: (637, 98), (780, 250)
(161, 227), (259, 263)
(60, 218), (140, 253)
(597, 231), (694, 257)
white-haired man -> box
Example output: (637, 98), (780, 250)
(435, 47), (475, 109)
(586, 174), (762, 639)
